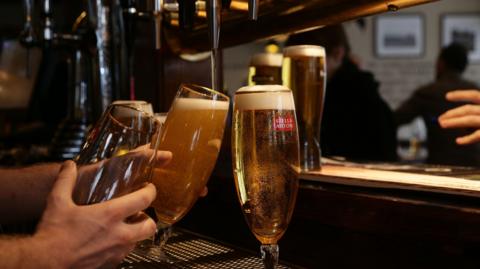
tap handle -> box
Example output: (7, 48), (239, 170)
(179, 0), (196, 30)
(19, 0), (37, 47)
(153, 0), (163, 50)
(42, 0), (54, 42)
(248, 0), (258, 20)
(207, 0), (221, 50)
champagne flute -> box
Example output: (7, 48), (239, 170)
(232, 85), (300, 268)
(149, 84), (229, 259)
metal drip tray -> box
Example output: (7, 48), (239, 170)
(120, 229), (300, 269)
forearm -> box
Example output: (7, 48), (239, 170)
(0, 235), (61, 269)
(0, 163), (61, 224)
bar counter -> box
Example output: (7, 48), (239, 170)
(178, 161), (480, 268)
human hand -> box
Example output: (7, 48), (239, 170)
(439, 89), (480, 145)
(33, 161), (157, 269)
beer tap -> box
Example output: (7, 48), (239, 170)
(248, 0), (259, 20)
(42, 0), (54, 45)
(207, 0), (221, 92)
(124, 0), (168, 50)
(153, 0), (163, 49)
(19, 0), (37, 78)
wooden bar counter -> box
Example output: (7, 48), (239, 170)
(179, 160), (480, 269)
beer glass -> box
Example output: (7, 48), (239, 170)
(232, 85), (300, 269)
(248, 53), (283, 85)
(149, 84), (229, 255)
(73, 104), (161, 205)
(283, 45), (326, 171)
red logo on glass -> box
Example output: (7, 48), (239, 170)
(273, 115), (295, 131)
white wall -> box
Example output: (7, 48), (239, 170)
(344, 0), (480, 109)
(223, 0), (480, 107)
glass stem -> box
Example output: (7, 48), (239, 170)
(260, 244), (279, 269)
(154, 223), (172, 248)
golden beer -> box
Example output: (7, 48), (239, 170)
(248, 53), (283, 85)
(283, 45), (326, 171)
(232, 85), (300, 245)
(151, 96), (229, 225)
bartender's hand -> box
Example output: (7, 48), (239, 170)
(439, 89), (480, 145)
(33, 160), (157, 269)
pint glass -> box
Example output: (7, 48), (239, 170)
(150, 84), (229, 251)
(283, 45), (326, 171)
(232, 85), (300, 268)
(73, 104), (161, 205)
(248, 53), (283, 85)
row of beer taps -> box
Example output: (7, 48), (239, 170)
(19, 0), (259, 106)
(17, 0), (259, 160)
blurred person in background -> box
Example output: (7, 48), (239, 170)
(286, 24), (397, 162)
(395, 43), (480, 166)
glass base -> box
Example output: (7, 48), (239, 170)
(260, 244), (279, 269)
(135, 224), (173, 264)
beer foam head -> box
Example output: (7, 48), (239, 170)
(235, 85), (295, 110)
(111, 100), (154, 115)
(250, 53), (283, 67)
(174, 97), (229, 111)
(112, 100), (148, 105)
(283, 45), (325, 58)
(110, 104), (148, 118)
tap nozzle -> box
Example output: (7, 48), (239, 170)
(207, 0), (221, 50)
(19, 0), (36, 47)
(248, 0), (258, 20)
(42, 0), (54, 42)
(153, 0), (163, 50)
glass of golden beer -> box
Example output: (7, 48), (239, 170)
(248, 53), (283, 85)
(73, 104), (161, 205)
(283, 45), (326, 171)
(149, 84), (229, 257)
(232, 85), (300, 269)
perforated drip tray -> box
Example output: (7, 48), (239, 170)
(120, 229), (301, 269)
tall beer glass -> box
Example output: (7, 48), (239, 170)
(283, 45), (326, 171)
(232, 85), (300, 269)
(248, 53), (283, 85)
(150, 84), (229, 254)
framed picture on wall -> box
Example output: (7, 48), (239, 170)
(441, 14), (480, 62)
(374, 14), (425, 58)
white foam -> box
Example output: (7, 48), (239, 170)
(250, 53), (283, 67)
(111, 104), (149, 118)
(111, 100), (154, 115)
(174, 98), (229, 111)
(235, 85), (295, 110)
(283, 45), (325, 58)
(112, 100), (148, 105)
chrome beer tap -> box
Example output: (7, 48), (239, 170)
(248, 0), (259, 20)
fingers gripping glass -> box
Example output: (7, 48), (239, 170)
(73, 104), (161, 205)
